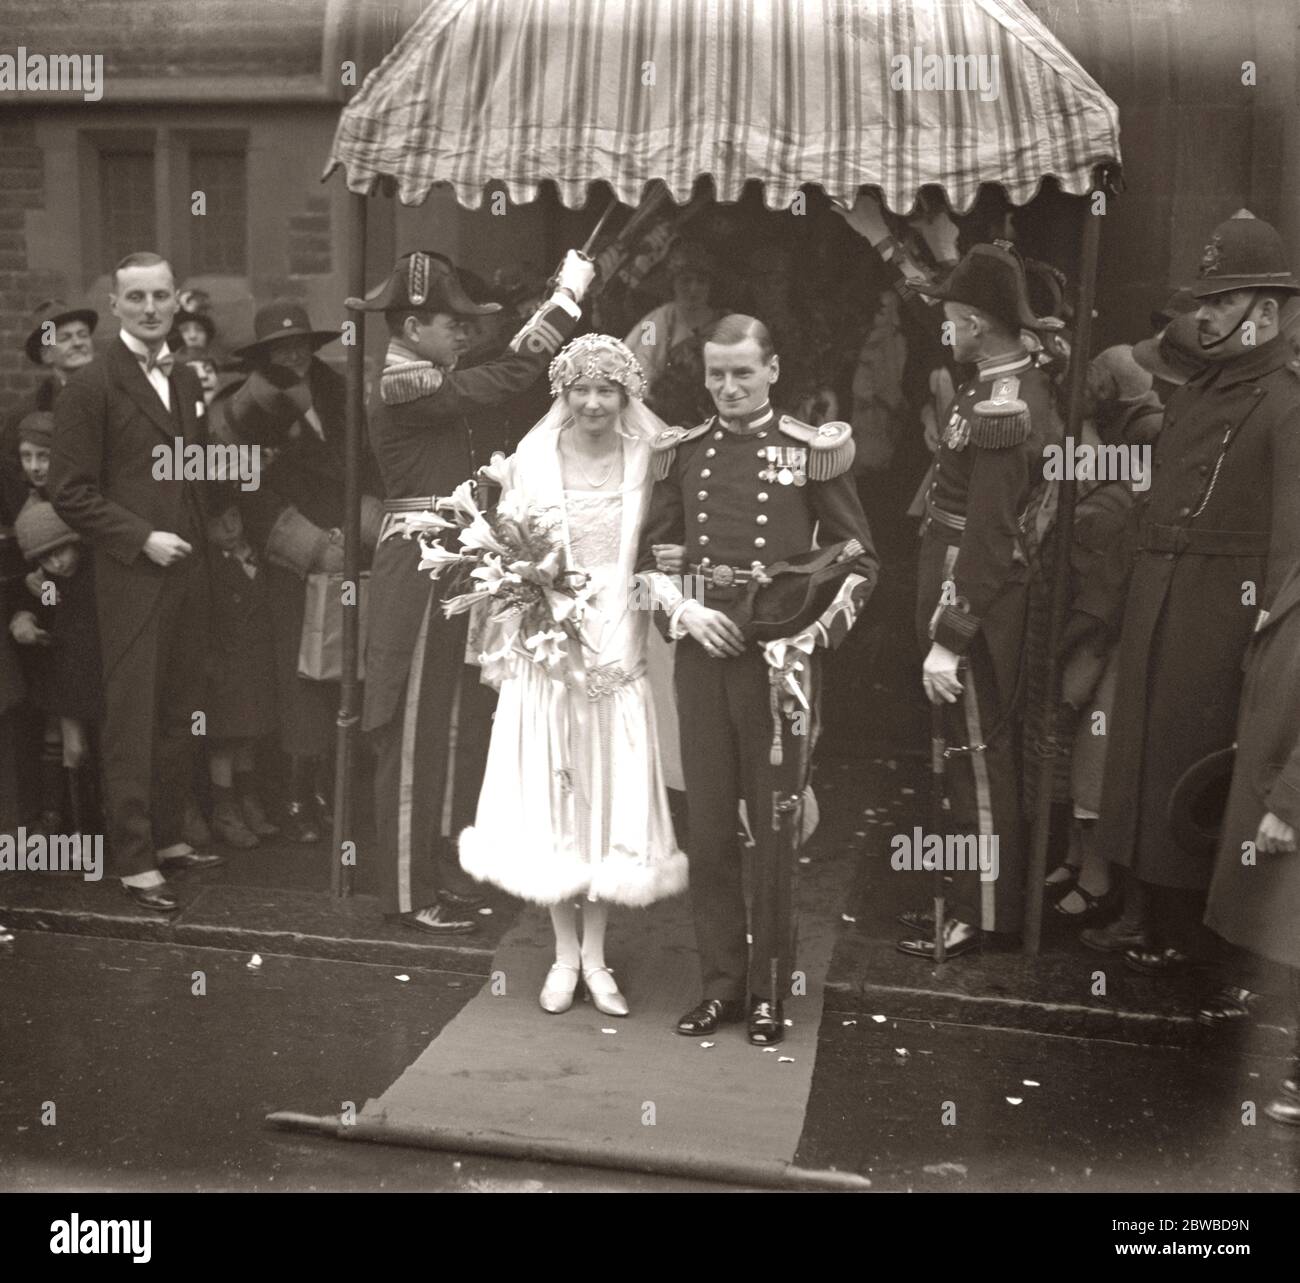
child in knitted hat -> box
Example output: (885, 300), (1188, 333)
(17, 410), (53, 498)
(10, 500), (102, 838)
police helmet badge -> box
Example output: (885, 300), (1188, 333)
(1199, 234), (1223, 278)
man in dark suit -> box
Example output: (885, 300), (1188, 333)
(50, 251), (223, 911)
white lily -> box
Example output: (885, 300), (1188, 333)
(446, 478), (482, 525)
(470, 553), (520, 595)
(417, 540), (466, 578)
(476, 451), (513, 489)
(458, 515), (509, 556)
(523, 628), (569, 668)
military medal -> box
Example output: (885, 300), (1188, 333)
(778, 465), (794, 485)
(942, 406), (970, 451)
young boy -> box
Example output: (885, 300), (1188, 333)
(204, 489), (280, 847)
(11, 500), (102, 835)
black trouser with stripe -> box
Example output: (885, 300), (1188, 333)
(675, 641), (811, 1003)
(368, 600), (495, 916)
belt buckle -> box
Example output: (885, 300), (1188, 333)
(711, 563), (735, 588)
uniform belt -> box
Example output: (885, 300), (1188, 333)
(688, 561), (765, 588)
(924, 503), (966, 532)
(383, 495), (454, 514)
(1139, 524), (1269, 557)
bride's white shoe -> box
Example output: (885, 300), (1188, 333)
(582, 965), (629, 1018)
(539, 962), (580, 1014)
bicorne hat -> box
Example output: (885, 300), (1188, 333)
(913, 241), (1063, 333)
(737, 540), (865, 642)
(346, 250), (502, 317)
(1188, 210), (1300, 300)
(1167, 745), (1236, 857)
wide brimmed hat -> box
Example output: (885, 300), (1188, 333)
(24, 298), (98, 364)
(1089, 345), (1152, 405)
(913, 242), (1063, 333)
(1132, 313), (1204, 386)
(346, 250), (502, 317)
(1149, 287), (1197, 331)
(15, 499), (79, 560)
(1167, 745), (1236, 857)
(231, 300), (340, 361)
(1188, 210), (1300, 300)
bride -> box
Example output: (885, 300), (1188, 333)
(458, 334), (688, 1017)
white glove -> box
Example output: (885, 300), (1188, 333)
(922, 642), (963, 705)
(762, 631), (818, 712)
(836, 190), (890, 245)
(556, 250), (596, 303)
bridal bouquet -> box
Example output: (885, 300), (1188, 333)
(386, 462), (592, 670)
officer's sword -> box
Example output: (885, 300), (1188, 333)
(930, 701), (948, 964)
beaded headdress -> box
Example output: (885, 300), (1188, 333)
(548, 333), (647, 401)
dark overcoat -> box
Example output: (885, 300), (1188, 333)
(1098, 336), (1300, 889)
(1205, 560), (1300, 969)
(205, 547), (278, 740)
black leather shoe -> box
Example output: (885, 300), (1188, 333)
(1080, 919), (1147, 954)
(387, 904), (476, 937)
(675, 997), (744, 1035)
(896, 919), (981, 959)
(439, 886), (487, 911)
(1196, 985), (1262, 1028)
(1124, 945), (1191, 975)
(747, 997), (785, 1045)
(121, 883), (179, 912)
(157, 849), (224, 871)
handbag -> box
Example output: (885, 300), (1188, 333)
(298, 571), (370, 682)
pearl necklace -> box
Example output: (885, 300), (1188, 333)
(565, 432), (622, 489)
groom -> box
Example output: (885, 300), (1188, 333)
(637, 314), (879, 1044)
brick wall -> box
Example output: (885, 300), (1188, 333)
(0, 120), (64, 418)
(3, 0), (328, 82)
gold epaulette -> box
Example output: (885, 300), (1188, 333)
(778, 415), (855, 480)
(381, 361), (444, 406)
(650, 420), (712, 480)
(971, 374), (1032, 448)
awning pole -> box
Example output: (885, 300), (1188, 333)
(1023, 184), (1103, 954)
(331, 190), (368, 898)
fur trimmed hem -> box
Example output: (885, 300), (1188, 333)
(458, 827), (688, 908)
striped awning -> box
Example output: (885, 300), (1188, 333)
(325, 0), (1121, 212)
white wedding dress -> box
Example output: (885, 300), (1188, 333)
(458, 422), (688, 907)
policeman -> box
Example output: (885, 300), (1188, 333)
(897, 243), (1056, 959)
(1097, 210), (1300, 983)
(355, 248), (595, 935)
(637, 313), (878, 1045)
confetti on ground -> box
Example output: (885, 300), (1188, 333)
(894, 1048), (909, 1057)
(394, 974), (410, 983)
(246, 954), (262, 969)
(853, 830), (866, 837)
(783, 1018), (793, 1026)
(778, 1056), (795, 1063)
(900, 787), (915, 795)
(1022, 1079), (1040, 1087)
(871, 1014), (887, 1023)
(1006, 1096), (1024, 1106)
(841, 913), (857, 923)
(601, 1027), (617, 1034)
(763, 1047), (778, 1054)
(798, 856), (811, 865)
(699, 1041), (715, 1049)
(841, 1019), (857, 1026)
(478, 907), (493, 915)
(923, 1162), (968, 1177)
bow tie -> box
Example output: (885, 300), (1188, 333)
(139, 350), (174, 378)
